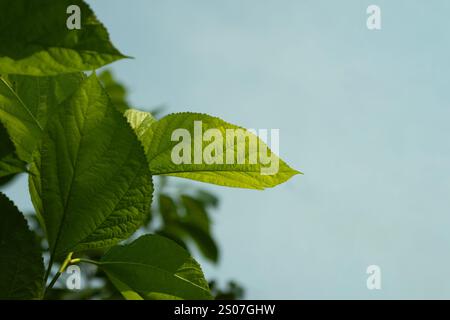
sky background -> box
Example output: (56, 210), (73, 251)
(5, 0), (450, 299)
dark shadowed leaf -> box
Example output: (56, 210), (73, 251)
(181, 195), (210, 231)
(178, 221), (219, 263)
(158, 193), (179, 223)
(0, 122), (26, 179)
(0, 192), (44, 299)
(99, 234), (212, 300)
(0, 0), (126, 76)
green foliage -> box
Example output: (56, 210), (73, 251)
(29, 74), (153, 258)
(0, 73), (84, 162)
(124, 109), (156, 139)
(98, 235), (212, 300)
(209, 280), (245, 300)
(0, 0), (126, 76)
(128, 111), (300, 189)
(99, 70), (131, 113)
(0, 122), (26, 180)
(156, 193), (219, 262)
(0, 193), (44, 299)
(0, 0), (299, 300)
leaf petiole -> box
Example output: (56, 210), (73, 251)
(44, 252), (74, 296)
(71, 258), (100, 266)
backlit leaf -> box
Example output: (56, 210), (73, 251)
(29, 74), (153, 258)
(0, 73), (85, 162)
(129, 111), (300, 189)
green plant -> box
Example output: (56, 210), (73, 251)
(0, 0), (299, 300)
(40, 70), (244, 300)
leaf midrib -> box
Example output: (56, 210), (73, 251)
(0, 77), (43, 131)
(69, 159), (150, 252)
(50, 96), (88, 257)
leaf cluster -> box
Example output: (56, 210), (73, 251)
(0, 0), (298, 300)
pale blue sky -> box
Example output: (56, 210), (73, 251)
(5, 0), (450, 299)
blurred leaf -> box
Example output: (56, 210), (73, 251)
(99, 70), (130, 113)
(158, 194), (179, 223)
(100, 72), (163, 117)
(181, 194), (210, 231)
(0, 0), (126, 76)
(148, 104), (166, 118)
(209, 280), (245, 300)
(156, 193), (219, 263)
(142, 206), (153, 227)
(196, 190), (219, 208)
(0, 192), (44, 299)
(99, 234), (212, 300)
(178, 221), (219, 263)
(155, 227), (189, 251)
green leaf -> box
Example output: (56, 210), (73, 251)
(156, 227), (189, 251)
(124, 108), (156, 140)
(158, 193), (179, 223)
(99, 234), (212, 300)
(29, 74), (153, 258)
(0, 73), (85, 162)
(0, 152), (26, 179)
(0, 192), (44, 299)
(0, 0), (126, 76)
(99, 70), (130, 113)
(177, 221), (219, 263)
(157, 194), (219, 262)
(129, 112), (300, 189)
(196, 190), (219, 208)
(179, 195), (219, 262)
(181, 195), (211, 231)
(0, 122), (26, 179)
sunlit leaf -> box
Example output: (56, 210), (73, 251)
(128, 112), (300, 189)
(29, 74), (153, 258)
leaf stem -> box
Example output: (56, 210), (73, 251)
(42, 254), (100, 298)
(73, 258), (100, 266)
(44, 252), (73, 297)
(43, 254), (54, 287)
